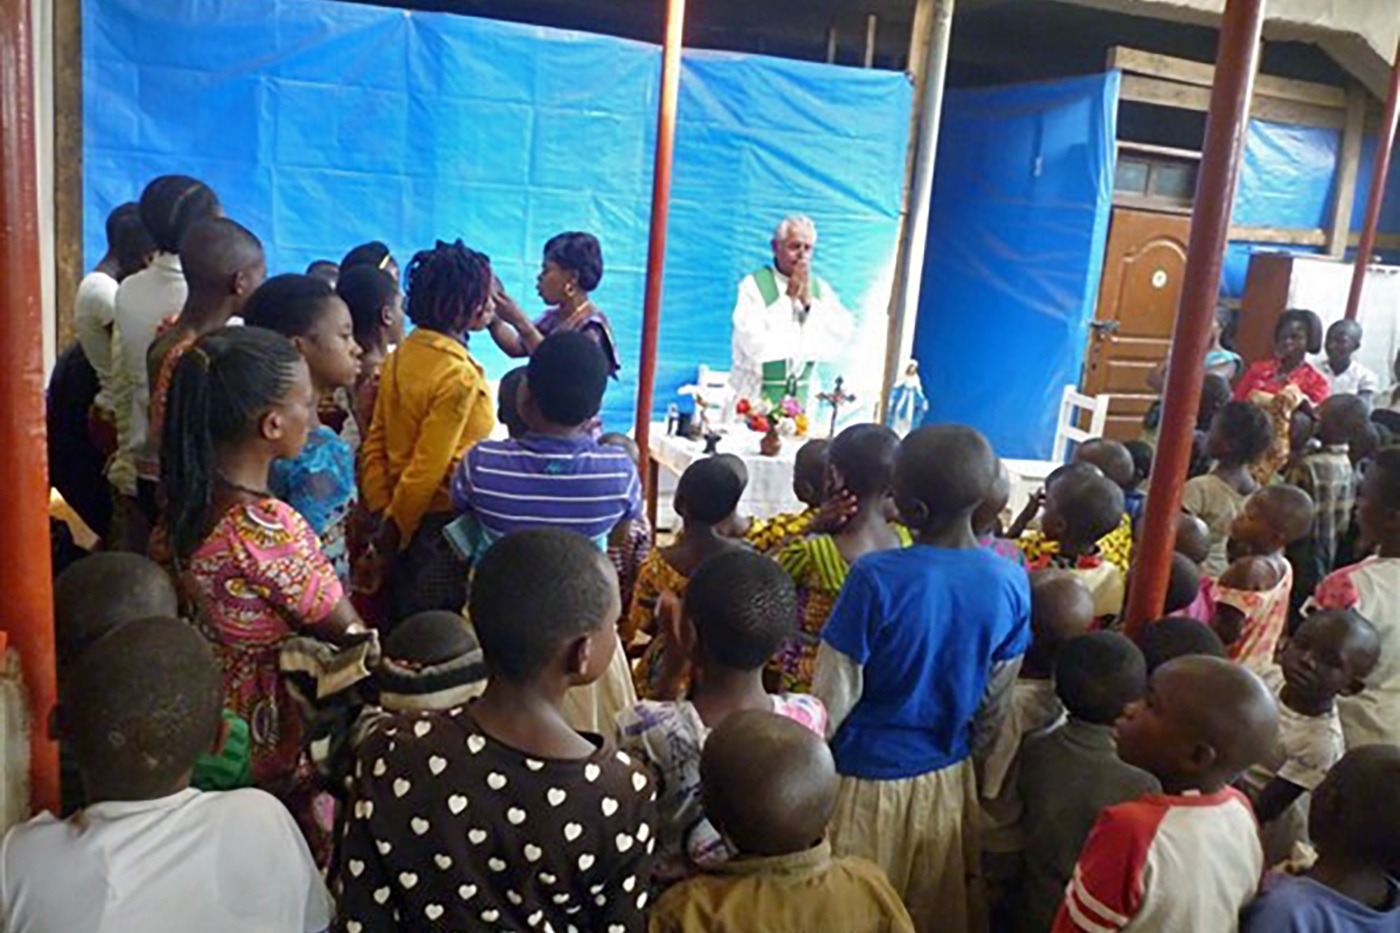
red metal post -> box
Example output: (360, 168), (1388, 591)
(1, 0), (60, 811)
(1344, 38), (1400, 322)
(633, 0), (687, 489)
(1124, 0), (1265, 637)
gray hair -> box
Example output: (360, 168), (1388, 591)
(773, 215), (817, 243)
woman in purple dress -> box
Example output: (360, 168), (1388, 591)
(488, 231), (620, 375)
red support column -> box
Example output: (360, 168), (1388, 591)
(1344, 39), (1400, 322)
(633, 0), (687, 490)
(1124, 0), (1266, 637)
(0, 0), (59, 811)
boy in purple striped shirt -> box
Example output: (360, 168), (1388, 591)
(451, 332), (642, 555)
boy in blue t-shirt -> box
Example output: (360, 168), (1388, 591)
(813, 424), (1031, 933)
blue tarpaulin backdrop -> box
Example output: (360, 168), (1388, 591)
(914, 73), (1120, 458)
(83, 0), (911, 431)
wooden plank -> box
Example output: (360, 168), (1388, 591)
(1327, 83), (1368, 258)
(1116, 140), (1202, 161)
(1120, 74), (1347, 130)
(53, 0), (82, 348)
(1229, 225), (1328, 246)
(1109, 46), (1346, 110)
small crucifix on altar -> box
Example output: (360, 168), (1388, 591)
(816, 377), (855, 438)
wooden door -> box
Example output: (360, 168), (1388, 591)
(1083, 208), (1191, 440)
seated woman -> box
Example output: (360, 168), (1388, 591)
(1234, 309), (1331, 483)
(488, 231), (620, 376)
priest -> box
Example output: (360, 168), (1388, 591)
(730, 215), (854, 407)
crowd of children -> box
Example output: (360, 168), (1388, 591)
(15, 175), (1400, 933)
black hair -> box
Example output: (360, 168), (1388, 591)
(1053, 470), (1125, 544)
(106, 202), (156, 270)
(896, 424), (996, 520)
(1125, 440), (1153, 484)
(67, 617), (223, 799)
(829, 423), (899, 499)
(793, 439), (831, 501)
(677, 457), (746, 525)
(1075, 438), (1136, 489)
(138, 175), (221, 254)
(468, 529), (617, 682)
(178, 217), (263, 292)
(336, 264), (399, 346)
(1369, 447), (1400, 511)
(1276, 308), (1324, 355)
(1198, 373), (1233, 430)
(404, 239), (492, 335)
(1165, 552), (1202, 615)
(242, 273), (339, 339)
(1135, 616), (1226, 674)
(53, 553), (178, 673)
(1309, 745), (1400, 868)
(684, 551), (796, 671)
(1213, 400), (1274, 466)
(526, 331), (609, 427)
(497, 367), (529, 438)
(340, 240), (394, 273)
(306, 260), (339, 283)
(1055, 631), (1147, 725)
(543, 231), (604, 292)
(384, 611), (479, 667)
(160, 327), (304, 559)
(1327, 318), (1362, 342)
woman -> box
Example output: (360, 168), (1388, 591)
(1234, 308), (1330, 483)
(489, 231), (620, 376)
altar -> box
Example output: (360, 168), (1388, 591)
(646, 424), (805, 529)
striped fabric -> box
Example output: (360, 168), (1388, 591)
(450, 434), (643, 542)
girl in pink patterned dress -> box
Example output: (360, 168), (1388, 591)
(160, 326), (369, 854)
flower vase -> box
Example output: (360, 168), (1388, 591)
(760, 426), (783, 457)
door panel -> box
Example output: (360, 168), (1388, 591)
(1084, 208), (1191, 441)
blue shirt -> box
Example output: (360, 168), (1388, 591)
(269, 425), (357, 581)
(822, 545), (1031, 780)
(1243, 875), (1400, 933)
(450, 434), (643, 546)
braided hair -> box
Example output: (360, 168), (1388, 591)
(160, 326), (304, 559)
(138, 175), (221, 254)
(404, 239), (493, 335)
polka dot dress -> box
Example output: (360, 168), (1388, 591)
(337, 705), (658, 932)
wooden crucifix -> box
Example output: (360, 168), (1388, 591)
(816, 376), (855, 438)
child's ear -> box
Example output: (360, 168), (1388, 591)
(231, 268), (257, 298)
(898, 496), (929, 529)
(564, 633), (594, 685)
(1188, 742), (1219, 773)
(260, 409), (286, 443)
(379, 302), (395, 328)
(289, 334), (310, 357)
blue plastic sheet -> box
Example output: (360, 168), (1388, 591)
(83, 0), (910, 431)
(913, 73), (1119, 459)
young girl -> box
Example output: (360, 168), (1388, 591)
(359, 240), (496, 620)
(160, 326), (369, 857)
(334, 263), (403, 436)
(1182, 400), (1275, 578)
(626, 457), (747, 698)
(776, 424), (910, 693)
(242, 274), (362, 583)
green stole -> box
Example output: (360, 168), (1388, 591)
(753, 267), (826, 406)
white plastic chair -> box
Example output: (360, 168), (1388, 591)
(1002, 385), (1111, 517)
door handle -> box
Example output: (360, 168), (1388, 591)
(1089, 320), (1121, 337)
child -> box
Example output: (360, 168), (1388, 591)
(244, 274), (363, 583)
(340, 240), (399, 282)
(1242, 745), (1400, 931)
(616, 551), (826, 885)
(1134, 616), (1227, 674)
(1183, 400), (1275, 577)
(1317, 318), (1380, 403)
(1211, 484), (1314, 671)
(1164, 552), (1203, 616)
(161, 326), (369, 855)
(0, 617), (330, 933)
(337, 530), (656, 933)
(495, 366), (529, 439)
(647, 710), (915, 933)
(628, 457), (748, 697)
(1073, 438), (1136, 574)
(1016, 632), (1160, 933)
(1310, 447), (1400, 747)
(360, 240), (496, 619)
(742, 438), (832, 553)
(335, 262), (403, 435)
(599, 431), (653, 613)
(1024, 466), (1127, 620)
(1053, 655), (1280, 932)
(306, 259), (339, 285)
(1289, 394), (1366, 584)
(814, 424), (1031, 932)
(1124, 440), (1153, 530)
(775, 423), (909, 692)
(1173, 513), (1216, 621)
(1244, 609), (1380, 867)
(974, 460), (1028, 567)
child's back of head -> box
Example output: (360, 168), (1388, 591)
(1309, 744), (1400, 881)
(496, 366), (529, 438)
(1074, 439), (1135, 492)
(1042, 468), (1125, 548)
(1165, 553), (1202, 615)
(1124, 440), (1153, 490)
(828, 423), (899, 502)
(523, 331), (609, 429)
(54, 553), (178, 673)
(793, 438), (831, 507)
(676, 456), (746, 528)
(895, 424), (996, 530)
(1055, 631), (1146, 725)
(685, 550), (796, 675)
(1209, 401), (1274, 468)
(1135, 617), (1227, 674)
(1316, 393), (1369, 447)
(1025, 571), (1094, 677)
(376, 610), (484, 707)
(1174, 514), (1212, 567)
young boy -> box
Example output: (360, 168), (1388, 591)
(1134, 616), (1227, 674)
(741, 438), (832, 554)
(1023, 465), (1128, 620)
(974, 460), (1028, 567)
(1311, 447), (1400, 746)
(1053, 656), (1280, 932)
(1, 617), (330, 933)
(616, 551), (826, 885)
(1242, 745), (1400, 932)
(338, 530), (656, 933)
(1316, 319), (1380, 404)
(494, 366), (529, 439)
(1183, 400), (1275, 577)
(1164, 552), (1203, 617)
(647, 710), (915, 933)
(1017, 632), (1160, 933)
(1289, 394), (1367, 592)
(1172, 513), (1216, 622)
(1244, 609), (1380, 867)
(814, 424), (1031, 933)
(1072, 438), (1136, 573)
(1123, 440), (1153, 531)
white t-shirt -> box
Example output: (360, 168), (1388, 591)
(1308, 556), (1400, 747)
(72, 271), (121, 414)
(1316, 358), (1381, 399)
(0, 787), (330, 933)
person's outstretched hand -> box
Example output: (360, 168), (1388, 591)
(1005, 488), (1045, 539)
(810, 487), (859, 535)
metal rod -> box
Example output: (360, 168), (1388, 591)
(0, 0), (59, 812)
(1344, 37), (1400, 321)
(864, 14), (878, 68)
(826, 25), (837, 64)
(633, 0), (686, 497)
(1123, 0), (1266, 636)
